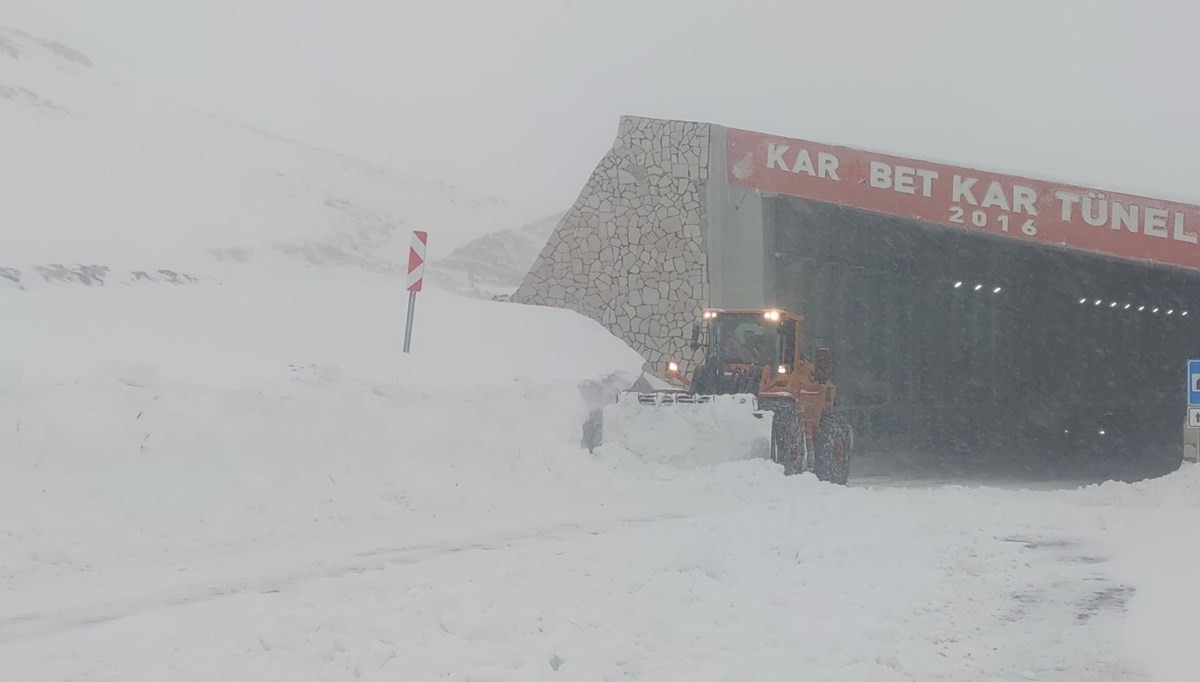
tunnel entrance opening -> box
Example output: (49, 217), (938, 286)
(770, 196), (1199, 484)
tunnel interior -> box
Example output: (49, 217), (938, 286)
(768, 195), (1200, 482)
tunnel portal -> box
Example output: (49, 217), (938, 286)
(771, 196), (1198, 480)
(514, 116), (1200, 482)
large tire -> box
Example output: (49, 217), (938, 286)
(813, 409), (852, 485)
(763, 398), (802, 475)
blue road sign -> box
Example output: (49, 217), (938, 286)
(1189, 360), (1200, 406)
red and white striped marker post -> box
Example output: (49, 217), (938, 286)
(403, 231), (428, 353)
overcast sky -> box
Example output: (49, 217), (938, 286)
(14, 0), (1200, 239)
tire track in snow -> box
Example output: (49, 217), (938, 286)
(0, 512), (690, 647)
(994, 535), (1146, 681)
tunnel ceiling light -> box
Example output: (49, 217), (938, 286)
(1168, 309), (1175, 315)
(974, 283), (983, 291)
(1079, 297), (1087, 304)
(1183, 311), (1190, 317)
(1124, 303), (1132, 310)
(1109, 301), (1118, 308)
(1094, 299), (1102, 306)
(1138, 305), (1146, 311)
(954, 281), (963, 288)
(1153, 307), (1160, 313)
(993, 286), (1002, 293)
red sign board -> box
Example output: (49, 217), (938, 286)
(407, 231), (427, 292)
(727, 128), (1200, 271)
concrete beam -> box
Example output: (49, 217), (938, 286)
(704, 125), (770, 309)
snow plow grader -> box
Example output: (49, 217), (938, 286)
(604, 308), (854, 484)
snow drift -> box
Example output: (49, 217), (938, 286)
(1, 275), (646, 583)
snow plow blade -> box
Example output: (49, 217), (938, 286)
(596, 391), (775, 468)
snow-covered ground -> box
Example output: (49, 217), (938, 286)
(3, 276), (1198, 681)
(3, 4), (1198, 680)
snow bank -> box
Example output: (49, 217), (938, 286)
(0, 275), (652, 608)
(0, 274), (639, 388)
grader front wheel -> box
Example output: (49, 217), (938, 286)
(763, 398), (802, 475)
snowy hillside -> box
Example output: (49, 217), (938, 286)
(425, 212), (564, 299)
(0, 23), (527, 286)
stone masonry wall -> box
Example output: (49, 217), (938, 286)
(512, 116), (711, 372)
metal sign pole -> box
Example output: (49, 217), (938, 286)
(403, 290), (417, 353)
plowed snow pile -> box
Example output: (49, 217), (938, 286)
(597, 393), (774, 468)
(0, 276), (647, 595)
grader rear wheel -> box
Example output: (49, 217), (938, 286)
(813, 410), (852, 485)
